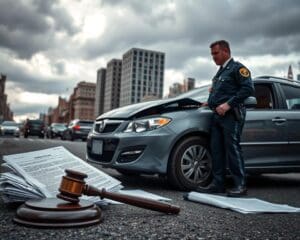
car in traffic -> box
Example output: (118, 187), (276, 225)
(23, 119), (45, 138)
(62, 119), (94, 141)
(46, 123), (67, 139)
(86, 76), (300, 190)
(0, 121), (20, 137)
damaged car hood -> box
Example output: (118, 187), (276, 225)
(97, 97), (201, 120)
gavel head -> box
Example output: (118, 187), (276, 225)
(57, 169), (88, 203)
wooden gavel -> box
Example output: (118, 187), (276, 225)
(57, 169), (180, 214)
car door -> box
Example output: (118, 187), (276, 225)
(241, 82), (288, 168)
(278, 83), (300, 165)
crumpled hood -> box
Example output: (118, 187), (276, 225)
(97, 97), (201, 120)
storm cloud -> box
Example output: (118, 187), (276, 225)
(0, 0), (300, 121)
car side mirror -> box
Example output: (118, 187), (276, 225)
(244, 96), (257, 108)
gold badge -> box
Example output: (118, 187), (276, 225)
(239, 67), (250, 77)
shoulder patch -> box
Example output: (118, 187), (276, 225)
(239, 67), (250, 77)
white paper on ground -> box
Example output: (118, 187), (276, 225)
(185, 192), (300, 214)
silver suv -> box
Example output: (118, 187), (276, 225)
(86, 76), (300, 190)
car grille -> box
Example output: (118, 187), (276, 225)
(87, 138), (119, 163)
(3, 130), (15, 135)
(87, 151), (115, 163)
(94, 120), (123, 133)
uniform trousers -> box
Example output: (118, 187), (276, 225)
(210, 108), (246, 188)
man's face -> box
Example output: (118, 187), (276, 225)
(210, 44), (229, 66)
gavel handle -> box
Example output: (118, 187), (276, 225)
(84, 185), (180, 214)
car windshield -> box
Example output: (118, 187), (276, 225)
(78, 121), (94, 126)
(28, 120), (42, 124)
(2, 121), (18, 126)
(52, 123), (66, 128)
(172, 85), (210, 103)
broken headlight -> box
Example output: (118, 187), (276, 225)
(124, 117), (171, 133)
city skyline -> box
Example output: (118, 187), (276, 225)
(1, 0), (300, 122)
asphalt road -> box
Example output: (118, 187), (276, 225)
(0, 137), (300, 239)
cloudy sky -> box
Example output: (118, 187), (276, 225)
(1, 0), (300, 122)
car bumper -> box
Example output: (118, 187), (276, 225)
(0, 130), (20, 137)
(73, 130), (90, 139)
(25, 129), (44, 136)
(51, 131), (64, 137)
(86, 128), (176, 174)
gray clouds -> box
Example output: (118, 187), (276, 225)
(0, 55), (73, 95)
(0, 0), (79, 58)
(0, 0), (300, 120)
(82, 0), (300, 64)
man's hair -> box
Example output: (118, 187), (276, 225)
(210, 40), (231, 54)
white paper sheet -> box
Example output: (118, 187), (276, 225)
(185, 192), (300, 214)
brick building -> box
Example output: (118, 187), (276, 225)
(46, 81), (96, 125)
(72, 81), (96, 120)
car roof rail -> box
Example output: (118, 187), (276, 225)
(255, 75), (300, 84)
(255, 75), (289, 81)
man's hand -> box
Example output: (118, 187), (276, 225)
(216, 102), (231, 116)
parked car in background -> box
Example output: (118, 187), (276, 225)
(23, 119), (45, 138)
(46, 123), (67, 139)
(86, 76), (300, 191)
(0, 121), (20, 137)
(62, 119), (94, 141)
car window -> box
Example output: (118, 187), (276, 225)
(28, 120), (43, 126)
(2, 121), (18, 126)
(280, 84), (300, 110)
(254, 84), (274, 109)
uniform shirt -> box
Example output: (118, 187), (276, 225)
(208, 58), (254, 109)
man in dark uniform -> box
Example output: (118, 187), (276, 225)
(197, 40), (254, 197)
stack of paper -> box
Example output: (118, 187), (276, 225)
(0, 146), (122, 203)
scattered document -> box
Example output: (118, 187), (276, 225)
(0, 146), (122, 203)
(184, 192), (300, 214)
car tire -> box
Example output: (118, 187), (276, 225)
(167, 136), (212, 191)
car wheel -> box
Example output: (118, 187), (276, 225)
(167, 136), (212, 191)
(116, 169), (140, 176)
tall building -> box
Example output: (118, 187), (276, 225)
(72, 81), (96, 120)
(183, 77), (195, 92)
(0, 74), (13, 122)
(168, 82), (184, 98)
(94, 68), (106, 118)
(168, 77), (196, 98)
(288, 65), (293, 80)
(120, 48), (165, 107)
(103, 59), (122, 112)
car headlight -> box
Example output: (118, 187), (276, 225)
(124, 117), (171, 133)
